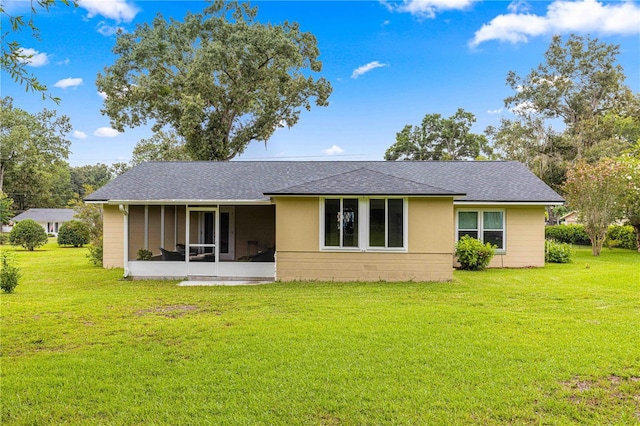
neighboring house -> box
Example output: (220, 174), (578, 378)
(85, 161), (564, 282)
(559, 211), (579, 225)
(11, 208), (76, 236)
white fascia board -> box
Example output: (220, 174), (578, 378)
(105, 199), (273, 206)
(454, 201), (564, 206)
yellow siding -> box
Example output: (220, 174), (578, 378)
(493, 206), (546, 268)
(274, 197), (454, 282)
(103, 204), (124, 268)
(454, 205), (546, 268)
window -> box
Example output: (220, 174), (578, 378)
(324, 198), (358, 248)
(369, 199), (404, 248)
(457, 210), (504, 250)
(322, 198), (406, 250)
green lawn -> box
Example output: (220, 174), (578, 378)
(2, 240), (639, 425)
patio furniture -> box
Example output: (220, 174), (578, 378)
(160, 247), (185, 261)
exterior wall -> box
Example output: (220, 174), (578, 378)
(103, 204), (124, 268)
(454, 205), (546, 268)
(275, 197), (455, 282)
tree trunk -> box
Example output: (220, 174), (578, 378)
(634, 224), (640, 253)
(589, 230), (606, 256)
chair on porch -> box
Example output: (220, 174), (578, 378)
(160, 247), (184, 261)
(176, 243), (198, 256)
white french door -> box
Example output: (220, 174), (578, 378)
(186, 208), (218, 276)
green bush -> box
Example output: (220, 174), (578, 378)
(87, 238), (103, 267)
(0, 233), (8, 245)
(606, 225), (637, 250)
(9, 219), (48, 251)
(57, 220), (91, 247)
(545, 240), (573, 263)
(545, 225), (591, 245)
(455, 235), (495, 271)
(137, 248), (152, 260)
(0, 252), (20, 293)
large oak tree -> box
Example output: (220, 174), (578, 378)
(385, 108), (489, 161)
(97, 1), (332, 161)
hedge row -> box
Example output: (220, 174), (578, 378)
(545, 224), (638, 250)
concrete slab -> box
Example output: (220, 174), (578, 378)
(177, 280), (274, 287)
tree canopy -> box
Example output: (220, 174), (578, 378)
(488, 35), (638, 191)
(0, 97), (72, 211)
(385, 108), (490, 161)
(96, 0), (332, 161)
(1, 0), (75, 102)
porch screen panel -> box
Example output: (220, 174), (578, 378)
(128, 206), (145, 260)
(148, 206), (162, 256)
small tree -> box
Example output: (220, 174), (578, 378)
(613, 152), (640, 252)
(454, 235), (495, 270)
(0, 251), (20, 293)
(8, 219), (48, 251)
(563, 159), (625, 256)
(57, 220), (90, 247)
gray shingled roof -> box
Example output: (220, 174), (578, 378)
(85, 161), (564, 204)
(12, 208), (76, 223)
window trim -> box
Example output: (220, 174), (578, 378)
(456, 208), (506, 253)
(320, 197), (408, 252)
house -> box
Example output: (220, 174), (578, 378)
(559, 211), (579, 225)
(85, 161), (564, 282)
(11, 208), (76, 236)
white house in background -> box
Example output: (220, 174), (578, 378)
(11, 208), (76, 236)
(559, 211), (579, 225)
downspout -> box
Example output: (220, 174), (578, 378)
(119, 204), (130, 278)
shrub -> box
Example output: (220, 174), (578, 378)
(87, 238), (104, 267)
(545, 240), (573, 263)
(606, 225), (637, 250)
(0, 233), (8, 245)
(455, 235), (495, 271)
(0, 252), (20, 293)
(57, 220), (91, 247)
(545, 225), (591, 245)
(137, 248), (152, 260)
(9, 219), (48, 251)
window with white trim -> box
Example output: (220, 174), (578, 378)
(324, 198), (359, 248)
(457, 210), (505, 250)
(322, 198), (407, 250)
(369, 198), (404, 248)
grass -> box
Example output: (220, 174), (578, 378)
(1, 240), (639, 425)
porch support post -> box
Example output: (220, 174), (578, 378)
(144, 205), (149, 250)
(160, 205), (165, 249)
(120, 204), (129, 277)
(185, 205), (190, 265)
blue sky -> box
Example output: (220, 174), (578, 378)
(2, 0), (639, 166)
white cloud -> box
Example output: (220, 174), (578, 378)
(53, 77), (83, 89)
(17, 48), (50, 67)
(98, 91), (108, 100)
(470, 0), (640, 47)
(323, 144), (344, 155)
(94, 127), (120, 137)
(73, 130), (88, 139)
(97, 22), (125, 36)
(351, 61), (389, 79)
(77, 0), (139, 23)
(384, 0), (476, 18)
(57, 58), (70, 66)
(487, 108), (504, 115)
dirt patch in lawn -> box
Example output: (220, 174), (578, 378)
(559, 374), (640, 420)
(135, 304), (200, 318)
